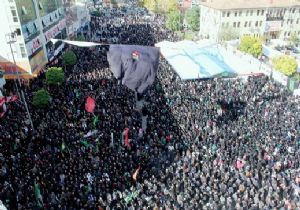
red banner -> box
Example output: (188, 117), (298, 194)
(85, 96), (95, 113)
(0, 97), (6, 106)
(6, 95), (18, 103)
(125, 128), (130, 148)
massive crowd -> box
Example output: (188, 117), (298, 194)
(0, 6), (300, 210)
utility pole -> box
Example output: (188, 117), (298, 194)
(6, 32), (34, 131)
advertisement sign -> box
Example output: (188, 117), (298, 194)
(264, 21), (282, 32)
(29, 48), (47, 74)
(41, 10), (61, 30)
(26, 36), (42, 56)
(44, 19), (66, 42)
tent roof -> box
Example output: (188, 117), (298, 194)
(156, 40), (262, 80)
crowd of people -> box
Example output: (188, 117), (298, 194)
(0, 5), (300, 210)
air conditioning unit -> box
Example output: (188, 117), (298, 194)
(21, 6), (27, 15)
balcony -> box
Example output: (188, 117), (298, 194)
(266, 16), (284, 21)
(24, 30), (40, 43)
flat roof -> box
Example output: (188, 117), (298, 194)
(199, 0), (300, 10)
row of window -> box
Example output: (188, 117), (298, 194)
(284, 31), (300, 36)
(223, 9), (265, 17)
(11, 6), (18, 22)
(222, 18), (300, 28)
(222, 21), (263, 28)
(222, 8), (299, 18)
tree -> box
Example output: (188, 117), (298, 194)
(46, 67), (65, 85)
(272, 55), (298, 76)
(218, 26), (239, 42)
(63, 51), (77, 66)
(32, 89), (50, 108)
(142, 0), (178, 13)
(290, 32), (299, 45)
(157, 0), (178, 13)
(142, 0), (157, 12)
(185, 7), (200, 31)
(239, 36), (263, 57)
(166, 10), (182, 31)
(111, 0), (117, 6)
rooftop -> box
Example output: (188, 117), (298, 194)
(199, 0), (300, 10)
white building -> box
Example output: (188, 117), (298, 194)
(199, 0), (300, 41)
(0, 0), (89, 79)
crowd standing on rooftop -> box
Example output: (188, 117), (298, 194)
(0, 5), (300, 210)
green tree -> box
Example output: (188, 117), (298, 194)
(32, 89), (50, 108)
(290, 32), (299, 45)
(157, 0), (178, 13)
(63, 51), (77, 66)
(46, 67), (65, 85)
(185, 7), (200, 31)
(142, 0), (157, 12)
(239, 36), (263, 57)
(272, 55), (298, 76)
(218, 26), (239, 42)
(166, 10), (182, 31)
(111, 0), (117, 6)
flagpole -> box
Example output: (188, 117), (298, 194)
(6, 32), (34, 131)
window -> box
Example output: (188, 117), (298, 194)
(284, 31), (287, 36)
(257, 10), (260, 16)
(38, 2), (43, 10)
(19, 44), (26, 58)
(222, 12), (225, 17)
(246, 10), (249, 16)
(261, 10), (264, 16)
(288, 32), (291, 36)
(227, 12), (230, 17)
(10, 6), (18, 22)
(16, 28), (21, 36)
(255, 21), (258, 27)
(292, 8), (296, 13)
(249, 21), (251, 27)
(250, 10), (253, 16)
(235, 11), (237, 17)
(291, 20), (293, 24)
(237, 22), (240, 27)
(233, 22), (236, 27)
(260, 21), (262, 27)
(244, 21), (248, 27)
(239, 11), (242, 16)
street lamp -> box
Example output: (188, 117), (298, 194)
(6, 31), (34, 131)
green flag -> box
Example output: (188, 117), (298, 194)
(13, 142), (18, 151)
(124, 194), (133, 204)
(61, 142), (66, 151)
(34, 180), (44, 209)
(93, 116), (99, 128)
(75, 89), (80, 98)
(81, 139), (91, 148)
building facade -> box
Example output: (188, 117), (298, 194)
(0, 0), (89, 79)
(199, 0), (300, 41)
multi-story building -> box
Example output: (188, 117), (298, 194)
(199, 0), (300, 41)
(0, 0), (89, 79)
